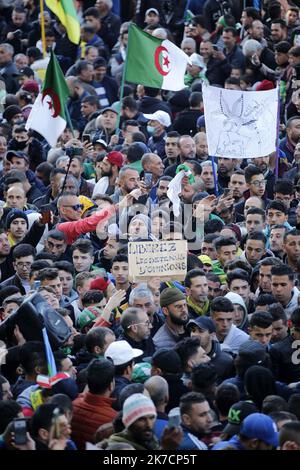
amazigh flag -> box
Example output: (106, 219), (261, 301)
(45, 0), (80, 44)
(25, 51), (69, 147)
(42, 327), (57, 377)
(125, 24), (190, 91)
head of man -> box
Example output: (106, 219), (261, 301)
(141, 153), (164, 179)
(279, 421), (300, 450)
(258, 257), (283, 294)
(222, 27), (237, 51)
(156, 176), (171, 201)
(129, 284), (156, 321)
(31, 404), (71, 446)
(187, 316), (216, 352)
(286, 116), (300, 146)
(283, 229), (300, 265)
(227, 269), (251, 305)
(244, 196), (264, 218)
(164, 132), (180, 161)
(6, 209), (28, 243)
(214, 236), (238, 267)
(245, 208), (266, 234)
(118, 166), (140, 195)
(12, 244), (36, 281)
(160, 287), (188, 327)
(200, 161), (216, 190)
(121, 307), (152, 342)
(201, 234), (218, 261)
(72, 239), (94, 273)
(194, 132), (208, 161)
(101, 108), (118, 132)
(266, 200), (288, 228)
(85, 327), (115, 357)
(245, 165), (266, 197)
(80, 95), (99, 118)
(211, 297), (234, 340)
(274, 180), (294, 210)
(0, 43), (14, 66)
(218, 157), (236, 177)
(270, 225), (287, 254)
(175, 337), (210, 374)
(36, 268), (63, 301)
(44, 230), (67, 258)
(7, 151), (29, 172)
(269, 303), (288, 343)
(249, 20), (264, 41)
(271, 265), (294, 307)
(5, 186), (27, 210)
(245, 232), (267, 267)
(229, 169), (247, 202)
(199, 40), (213, 59)
(181, 37), (196, 56)
(178, 135), (196, 161)
(271, 19), (287, 43)
(206, 273), (222, 300)
(55, 261), (75, 297)
(111, 254), (129, 287)
(122, 393), (157, 446)
(238, 413), (278, 450)
(185, 269), (208, 306)
(180, 392), (213, 436)
(57, 193), (82, 222)
(249, 311), (273, 346)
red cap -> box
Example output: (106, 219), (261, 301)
(106, 151), (124, 168)
(22, 79), (39, 94)
(90, 277), (111, 292)
(256, 80), (275, 91)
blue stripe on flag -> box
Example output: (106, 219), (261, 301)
(42, 328), (57, 377)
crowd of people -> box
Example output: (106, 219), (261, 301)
(1, 0), (300, 452)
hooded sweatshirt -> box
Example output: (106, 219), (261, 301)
(225, 292), (249, 332)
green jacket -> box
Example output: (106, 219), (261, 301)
(106, 430), (160, 450)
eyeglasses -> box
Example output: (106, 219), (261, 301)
(251, 180), (266, 187)
(128, 320), (151, 328)
(63, 204), (84, 211)
(15, 262), (31, 268)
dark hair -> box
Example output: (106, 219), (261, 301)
(244, 365), (277, 410)
(50, 168), (67, 180)
(189, 91), (203, 108)
(262, 396), (289, 415)
(54, 260), (75, 276)
(50, 394), (73, 415)
(83, 7), (100, 19)
(214, 236), (236, 251)
(206, 272), (221, 283)
(267, 199), (288, 215)
(284, 228), (300, 242)
(224, 259), (253, 276)
(259, 257), (283, 268)
(19, 341), (46, 375)
(29, 260), (51, 276)
(271, 264), (294, 281)
(246, 231), (266, 245)
(288, 394), (300, 421)
(185, 268), (206, 288)
(271, 18), (287, 28)
(36, 268), (60, 282)
(291, 308), (300, 327)
(274, 41), (291, 54)
(244, 7), (260, 20)
(210, 297), (234, 314)
(249, 311), (273, 329)
(215, 384), (240, 416)
(204, 219), (224, 235)
(82, 290), (104, 307)
(227, 268), (250, 287)
(87, 358), (115, 394)
(175, 337), (202, 371)
(46, 230), (67, 242)
(269, 303), (287, 324)
(114, 359), (134, 377)
(255, 294), (276, 308)
(203, 233), (219, 244)
(81, 95), (99, 108)
(279, 421), (300, 447)
(244, 164), (262, 184)
(112, 254), (128, 265)
(119, 383), (145, 408)
(72, 239), (94, 256)
(12, 244), (36, 261)
(85, 326), (114, 354)
(246, 207), (266, 221)
(191, 363), (218, 391)
(225, 77), (240, 86)
(275, 179), (294, 195)
(31, 404), (64, 437)
(180, 391), (207, 416)
(0, 401), (22, 434)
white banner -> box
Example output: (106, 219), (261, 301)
(202, 85), (278, 159)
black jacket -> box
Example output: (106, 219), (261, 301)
(138, 96), (171, 116)
(173, 109), (203, 136)
(0, 274), (27, 295)
(205, 57), (231, 86)
(208, 340), (234, 382)
(269, 335), (300, 383)
(117, 331), (155, 363)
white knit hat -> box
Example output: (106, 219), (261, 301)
(122, 393), (157, 429)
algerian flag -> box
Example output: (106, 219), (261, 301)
(25, 51), (69, 147)
(125, 24), (190, 91)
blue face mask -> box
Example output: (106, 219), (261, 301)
(147, 125), (156, 135)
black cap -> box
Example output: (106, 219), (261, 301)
(223, 400), (258, 437)
(238, 340), (266, 364)
(6, 151), (29, 162)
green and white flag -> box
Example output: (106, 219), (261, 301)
(125, 24), (190, 91)
(25, 51), (69, 147)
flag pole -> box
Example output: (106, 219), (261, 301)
(211, 156), (219, 197)
(115, 24), (132, 135)
(40, 0), (47, 58)
(275, 81), (281, 180)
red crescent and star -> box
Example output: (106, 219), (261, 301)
(154, 45), (171, 76)
(42, 88), (61, 118)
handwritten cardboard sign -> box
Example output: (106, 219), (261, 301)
(128, 240), (187, 282)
